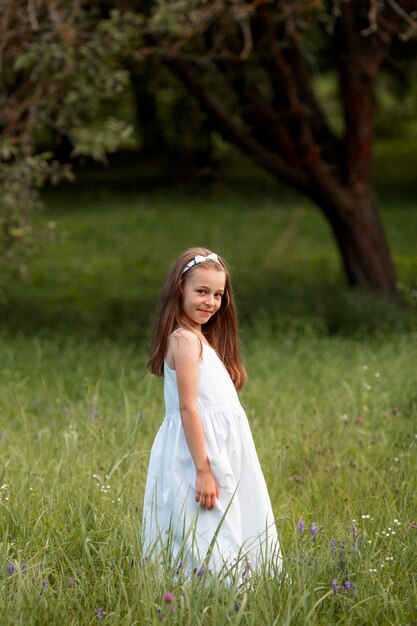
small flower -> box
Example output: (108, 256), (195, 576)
(163, 592), (174, 604)
(297, 519), (304, 534)
(331, 579), (338, 594)
(68, 578), (75, 588)
(97, 607), (104, 618)
(21, 562), (27, 572)
(196, 565), (205, 577)
(344, 580), (354, 591)
(354, 416), (363, 423)
(330, 537), (336, 554)
(310, 523), (318, 540)
(7, 562), (15, 575)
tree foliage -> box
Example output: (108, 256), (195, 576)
(0, 1), (139, 286)
(1, 0), (416, 295)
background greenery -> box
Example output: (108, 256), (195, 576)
(0, 142), (416, 624)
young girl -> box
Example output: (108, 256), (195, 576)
(142, 247), (282, 576)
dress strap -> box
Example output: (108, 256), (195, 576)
(169, 328), (184, 339)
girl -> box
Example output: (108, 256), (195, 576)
(142, 247), (282, 576)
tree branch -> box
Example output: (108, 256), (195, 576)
(166, 58), (310, 190)
(252, 3), (342, 188)
(334, 2), (383, 188)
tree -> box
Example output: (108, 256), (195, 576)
(146, 0), (417, 298)
(0, 1), (139, 286)
(1, 1), (416, 297)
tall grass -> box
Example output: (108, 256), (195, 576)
(0, 151), (416, 623)
(1, 330), (415, 624)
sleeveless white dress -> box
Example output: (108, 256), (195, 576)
(142, 334), (282, 575)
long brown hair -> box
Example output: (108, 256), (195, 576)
(148, 247), (247, 389)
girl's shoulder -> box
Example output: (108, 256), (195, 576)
(168, 328), (200, 351)
(168, 327), (198, 343)
(166, 328), (200, 370)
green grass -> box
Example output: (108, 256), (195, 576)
(0, 149), (416, 624)
(1, 331), (416, 624)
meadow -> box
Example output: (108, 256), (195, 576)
(0, 145), (416, 624)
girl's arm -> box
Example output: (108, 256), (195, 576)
(171, 331), (219, 510)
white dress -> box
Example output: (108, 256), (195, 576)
(142, 334), (282, 575)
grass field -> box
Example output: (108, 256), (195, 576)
(0, 147), (416, 624)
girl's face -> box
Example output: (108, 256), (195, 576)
(181, 266), (226, 330)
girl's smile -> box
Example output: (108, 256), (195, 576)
(181, 267), (226, 330)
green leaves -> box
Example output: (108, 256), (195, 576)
(0, 3), (144, 281)
(70, 118), (136, 162)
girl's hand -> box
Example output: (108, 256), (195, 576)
(195, 468), (219, 510)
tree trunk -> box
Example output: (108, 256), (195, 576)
(310, 185), (400, 298)
(163, 4), (403, 301)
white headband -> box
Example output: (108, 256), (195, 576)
(182, 253), (221, 274)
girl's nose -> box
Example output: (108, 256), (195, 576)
(204, 294), (214, 306)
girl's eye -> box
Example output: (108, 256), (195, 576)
(197, 289), (206, 294)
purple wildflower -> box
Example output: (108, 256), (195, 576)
(97, 607), (104, 618)
(196, 565), (205, 577)
(344, 580), (354, 591)
(21, 562), (27, 572)
(330, 537), (336, 554)
(163, 592), (174, 604)
(310, 523), (318, 540)
(297, 519), (304, 534)
(7, 562), (15, 575)
(331, 579), (338, 594)
(68, 578), (75, 588)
